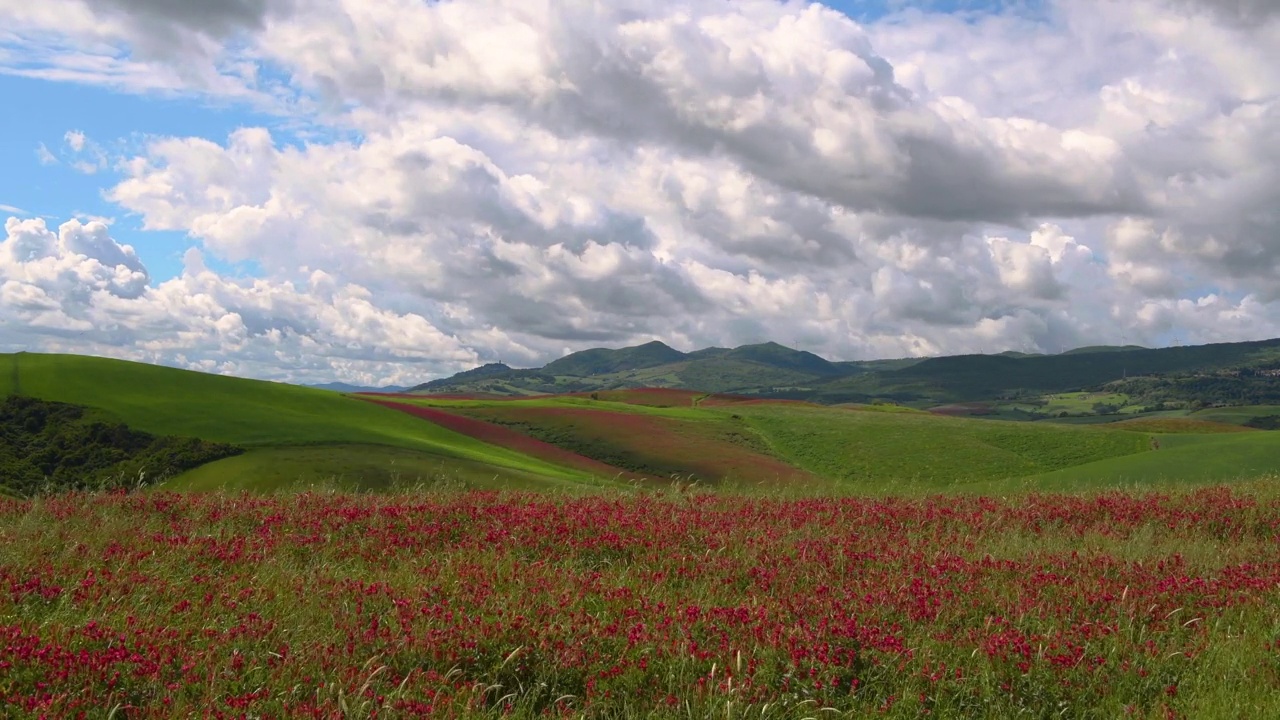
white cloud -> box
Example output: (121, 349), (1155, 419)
(35, 143), (57, 165)
(64, 129), (86, 152)
(2, 0), (1279, 381)
(0, 218), (486, 385)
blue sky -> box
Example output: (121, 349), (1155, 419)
(0, 73), (293, 280)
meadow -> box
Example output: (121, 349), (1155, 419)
(4, 486), (1280, 718)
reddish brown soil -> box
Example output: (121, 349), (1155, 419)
(358, 392), (524, 400)
(927, 403), (996, 417)
(1109, 417), (1257, 434)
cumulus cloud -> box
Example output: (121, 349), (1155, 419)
(0, 218), (489, 384)
(2, 0), (1280, 381)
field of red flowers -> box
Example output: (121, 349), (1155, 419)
(3, 486), (1280, 718)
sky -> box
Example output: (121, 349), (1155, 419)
(0, 0), (1277, 386)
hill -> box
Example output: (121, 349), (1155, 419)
(541, 340), (687, 376)
(1060, 344), (1148, 355)
(721, 342), (842, 375)
(410, 362), (514, 392)
(0, 353), (620, 491)
(816, 337), (1280, 404)
(0, 395), (240, 497)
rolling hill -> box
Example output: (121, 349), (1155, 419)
(0, 352), (615, 492)
(5, 345), (1280, 495)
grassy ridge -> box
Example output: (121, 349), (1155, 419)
(1, 353), (605, 486)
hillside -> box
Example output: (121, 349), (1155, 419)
(0, 395), (240, 497)
(540, 340), (687, 376)
(0, 353), (621, 491)
(831, 337), (1280, 403)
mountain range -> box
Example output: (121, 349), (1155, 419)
(406, 337), (1280, 407)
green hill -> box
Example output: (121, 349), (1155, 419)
(0, 395), (240, 496)
(394, 392), (1264, 491)
(411, 362), (512, 391)
(727, 403), (1152, 489)
(1060, 344), (1148, 355)
(820, 338), (1280, 404)
(722, 342), (842, 375)
(541, 340), (687, 376)
(8, 349), (1280, 494)
(1, 353), (610, 490)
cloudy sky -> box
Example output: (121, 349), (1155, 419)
(0, 0), (1277, 385)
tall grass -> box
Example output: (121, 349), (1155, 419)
(3, 484), (1279, 717)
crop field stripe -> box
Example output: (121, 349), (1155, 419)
(444, 404), (820, 486)
(363, 398), (638, 480)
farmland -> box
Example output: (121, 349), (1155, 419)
(4, 487), (1280, 718)
(4, 352), (1280, 497)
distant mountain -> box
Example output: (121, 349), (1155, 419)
(410, 363), (515, 392)
(307, 382), (410, 394)
(825, 338), (1280, 403)
(723, 342), (842, 375)
(541, 341), (687, 376)
(1060, 345), (1148, 355)
(404, 336), (1280, 407)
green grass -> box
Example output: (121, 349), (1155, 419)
(168, 445), (588, 493)
(987, 431), (1280, 493)
(1, 353), (605, 487)
(1191, 405), (1280, 425)
(996, 391), (1134, 417)
(732, 404), (1152, 488)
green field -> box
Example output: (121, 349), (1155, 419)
(1191, 405), (1280, 425)
(169, 445), (586, 492)
(987, 431), (1280, 493)
(729, 404), (1152, 490)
